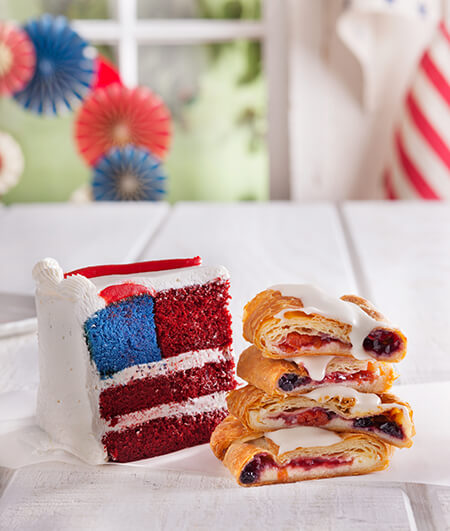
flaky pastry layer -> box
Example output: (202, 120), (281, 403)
(227, 385), (415, 448)
(237, 345), (397, 396)
(242, 289), (407, 362)
(210, 415), (391, 487)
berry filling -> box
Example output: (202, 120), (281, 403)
(278, 369), (374, 392)
(278, 332), (345, 354)
(278, 332), (349, 354)
(267, 408), (404, 440)
(353, 415), (404, 439)
(278, 374), (312, 391)
(272, 407), (335, 426)
(240, 453), (353, 484)
(363, 329), (402, 358)
(240, 454), (274, 484)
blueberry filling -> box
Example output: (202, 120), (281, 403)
(239, 454), (273, 484)
(278, 373), (312, 392)
(240, 467), (258, 484)
(353, 414), (404, 439)
(363, 328), (402, 358)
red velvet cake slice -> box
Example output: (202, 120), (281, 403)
(33, 256), (236, 463)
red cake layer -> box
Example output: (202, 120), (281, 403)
(103, 409), (227, 462)
(100, 358), (236, 420)
(154, 280), (232, 358)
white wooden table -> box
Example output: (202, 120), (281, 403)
(1, 201), (449, 530)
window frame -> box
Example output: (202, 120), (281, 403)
(72, 0), (290, 199)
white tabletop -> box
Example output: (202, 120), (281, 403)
(0, 201), (449, 530)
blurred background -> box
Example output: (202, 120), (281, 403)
(0, 0), (448, 203)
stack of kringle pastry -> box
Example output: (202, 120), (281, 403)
(211, 284), (415, 487)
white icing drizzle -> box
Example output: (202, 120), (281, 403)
(271, 284), (388, 360)
(289, 355), (334, 381)
(265, 426), (342, 454)
(303, 384), (409, 417)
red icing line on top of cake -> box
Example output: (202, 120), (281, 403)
(64, 256), (202, 279)
(99, 283), (154, 304)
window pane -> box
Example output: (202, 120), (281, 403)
(139, 42), (268, 201)
(137, 0), (261, 20)
(1, 0), (112, 21)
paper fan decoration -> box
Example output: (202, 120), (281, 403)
(0, 132), (24, 196)
(13, 14), (95, 115)
(92, 55), (122, 91)
(0, 22), (35, 96)
(91, 145), (166, 201)
(75, 84), (171, 166)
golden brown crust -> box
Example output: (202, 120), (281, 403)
(212, 417), (391, 487)
(226, 384), (414, 448)
(210, 415), (259, 460)
(242, 289), (407, 362)
(237, 345), (397, 395)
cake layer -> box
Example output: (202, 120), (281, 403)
(106, 390), (227, 430)
(99, 349), (236, 419)
(103, 409), (228, 462)
(84, 294), (161, 378)
(154, 279), (232, 358)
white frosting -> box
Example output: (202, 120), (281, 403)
(90, 265), (229, 292)
(107, 391), (227, 432)
(265, 426), (342, 454)
(32, 257), (231, 465)
(303, 384), (409, 417)
(99, 347), (232, 390)
(271, 284), (388, 360)
(289, 355), (334, 381)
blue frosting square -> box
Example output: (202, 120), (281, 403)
(84, 295), (161, 378)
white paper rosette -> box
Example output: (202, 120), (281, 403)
(0, 132), (24, 196)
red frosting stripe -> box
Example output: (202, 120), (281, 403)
(64, 256), (202, 279)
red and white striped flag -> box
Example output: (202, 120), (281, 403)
(384, 21), (450, 199)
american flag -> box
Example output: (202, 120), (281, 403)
(384, 21), (450, 199)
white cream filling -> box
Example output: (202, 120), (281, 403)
(288, 355), (334, 381)
(271, 284), (391, 360)
(265, 426), (342, 454)
(303, 385), (409, 417)
(106, 391), (228, 432)
(98, 347), (233, 390)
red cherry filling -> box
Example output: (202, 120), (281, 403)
(278, 332), (348, 354)
(363, 329), (402, 358)
(272, 407), (335, 426)
(240, 453), (353, 484)
(323, 370), (374, 384)
(278, 370), (374, 392)
(289, 456), (353, 470)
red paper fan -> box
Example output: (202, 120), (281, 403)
(0, 22), (35, 96)
(75, 84), (171, 166)
(92, 55), (122, 91)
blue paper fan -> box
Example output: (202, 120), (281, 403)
(13, 14), (95, 115)
(91, 145), (167, 201)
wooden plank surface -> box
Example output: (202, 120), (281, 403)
(2, 202), (450, 530)
(0, 203), (169, 294)
(140, 202), (358, 355)
(0, 463), (414, 531)
(342, 202), (450, 385)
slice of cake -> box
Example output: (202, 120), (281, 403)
(33, 256), (236, 463)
